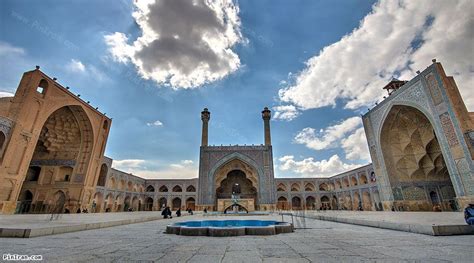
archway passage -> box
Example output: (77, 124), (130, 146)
(158, 197), (167, 210)
(212, 158), (260, 211)
(124, 196), (131, 211)
(186, 197), (195, 210)
(291, 196), (302, 210)
(132, 197), (139, 211)
(277, 196), (288, 210)
(381, 105), (455, 211)
(331, 196), (338, 210)
(16, 105), (94, 214)
(353, 192), (361, 210)
(105, 194), (113, 212)
(18, 190), (33, 214)
(144, 197), (153, 211)
(361, 192), (372, 211)
(92, 192), (104, 213)
(172, 198), (182, 210)
(51, 191), (66, 214)
(306, 196), (316, 210)
(216, 170), (257, 200)
(320, 196), (330, 210)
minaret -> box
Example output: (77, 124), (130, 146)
(262, 107), (271, 146)
(201, 108), (210, 146)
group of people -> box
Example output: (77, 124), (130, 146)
(161, 206), (194, 219)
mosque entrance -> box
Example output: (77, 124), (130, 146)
(216, 170), (257, 212)
(380, 105), (456, 211)
(16, 105), (95, 214)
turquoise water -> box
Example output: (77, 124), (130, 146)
(175, 220), (281, 227)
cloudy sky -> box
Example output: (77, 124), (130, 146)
(1, 0), (472, 179)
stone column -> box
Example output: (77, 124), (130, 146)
(201, 108), (210, 146)
(262, 107), (272, 146)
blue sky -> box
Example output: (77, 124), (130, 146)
(1, 0), (472, 179)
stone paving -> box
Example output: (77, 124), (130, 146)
(0, 211), (165, 228)
(1, 214), (473, 262)
(303, 211), (467, 225)
(299, 211), (473, 236)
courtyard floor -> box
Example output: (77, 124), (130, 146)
(1, 213), (473, 262)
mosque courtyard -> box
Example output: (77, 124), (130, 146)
(1, 213), (473, 262)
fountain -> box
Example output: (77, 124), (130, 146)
(166, 220), (293, 236)
(223, 193), (248, 214)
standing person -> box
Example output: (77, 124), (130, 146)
(162, 207), (169, 219)
(464, 204), (474, 225)
(167, 207), (173, 219)
(203, 208), (208, 214)
(176, 208), (181, 217)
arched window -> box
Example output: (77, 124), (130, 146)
(277, 183), (286, 192)
(304, 183), (315, 192)
(186, 185), (196, 192)
(290, 183), (300, 192)
(172, 185), (182, 192)
(351, 176), (358, 186)
(36, 79), (48, 94)
(145, 185), (155, 192)
(159, 185), (168, 192)
(359, 175), (368, 184)
(319, 183), (328, 191)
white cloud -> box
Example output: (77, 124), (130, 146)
(273, 105), (300, 121)
(295, 117), (361, 150)
(341, 127), (370, 161)
(0, 42), (25, 56)
(278, 155), (361, 177)
(112, 159), (146, 170)
(0, 42), (31, 95)
(0, 91), (14, 98)
(65, 59), (109, 82)
(181, 160), (194, 165)
(104, 0), (244, 89)
(279, 0), (474, 110)
(112, 159), (197, 179)
(67, 59), (86, 73)
(146, 120), (163, 127)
